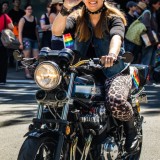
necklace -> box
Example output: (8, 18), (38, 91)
(86, 6), (106, 15)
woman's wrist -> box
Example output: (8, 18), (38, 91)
(108, 53), (117, 60)
(60, 5), (73, 16)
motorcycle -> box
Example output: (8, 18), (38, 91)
(14, 47), (148, 160)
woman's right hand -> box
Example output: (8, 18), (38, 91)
(63, 0), (83, 10)
(19, 44), (23, 50)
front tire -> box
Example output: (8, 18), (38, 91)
(17, 137), (57, 160)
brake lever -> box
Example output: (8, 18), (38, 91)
(21, 57), (37, 67)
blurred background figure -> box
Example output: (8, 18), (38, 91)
(2, 1), (9, 13)
(8, 0), (25, 68)
(124, 1), (147, 64)
(18, 4), (40, 79)
(49, 0), (64, 50)
(40, 1), (52, 49)
(140, 0), (160, 81)
(0, 3), (14, 85)
(125, 1), (137, 32)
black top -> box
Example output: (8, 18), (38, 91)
(125, 13), (137, 32)
(8, 9), (25, 25)
(44, 13), (50, 25)
(43, 13), (52, 35)
(22, 17), (37, 40)
(65, 13), (125, 40)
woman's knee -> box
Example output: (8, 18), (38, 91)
(109, 101), (133, 121)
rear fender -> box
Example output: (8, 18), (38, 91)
(24, 129), (59, 139)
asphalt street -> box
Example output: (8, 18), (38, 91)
(0, 67), (160, 160)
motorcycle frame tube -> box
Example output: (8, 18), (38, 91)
(53, 72), (76, 160)
(37, 104), (44, 119)
(61, 72), (76, 120)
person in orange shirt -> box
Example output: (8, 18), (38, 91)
(8, 0), (25, 67)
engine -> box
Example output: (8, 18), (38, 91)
(79, 104), (106, 130)
(101, 137), (119, 160)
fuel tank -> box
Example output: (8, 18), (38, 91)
(72, 75), (105, 102)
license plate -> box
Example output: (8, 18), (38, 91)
(138, 94), (148, 103)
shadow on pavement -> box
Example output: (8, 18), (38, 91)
(0, 109), (36, 128)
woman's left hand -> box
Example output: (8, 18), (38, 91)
(101, 54), (117, 68)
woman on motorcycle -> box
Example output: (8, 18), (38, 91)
(52, 0), (138, 153)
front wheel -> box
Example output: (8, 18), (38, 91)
(17, 137), (58, 160)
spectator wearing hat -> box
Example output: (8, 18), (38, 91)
(136, 1), (147, 16)
(49, 0), (64, 50)
(125, 1), (137, 32)
(124, 2), (147, 64)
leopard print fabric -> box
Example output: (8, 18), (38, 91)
(105, 73), (133, 121)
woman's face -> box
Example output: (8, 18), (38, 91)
(56, 3), (63, 12)
(83, 0), (104, 12)
(152, 1), (160, 11)
(25, 6), (33, 15)
(2, 3), (9, 12)
(47, 3), (51, 13)
(136, 6), (142, 14)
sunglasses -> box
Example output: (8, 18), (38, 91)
(57, 3), (63, 6)
(26, 8), (32, 10)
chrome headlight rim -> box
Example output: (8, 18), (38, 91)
(34, 61), (61, 90)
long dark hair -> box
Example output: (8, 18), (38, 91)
(50, 3), (57, 15)
(75, 1), (126, 42)
(148, 0), (160, 11)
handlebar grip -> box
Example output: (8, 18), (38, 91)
(93, 57), (119, 65)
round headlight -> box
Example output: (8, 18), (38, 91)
(34, 61), (61, 90)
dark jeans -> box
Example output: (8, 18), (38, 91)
(124, 39), (142, 64)
(0, 45), (8, 83)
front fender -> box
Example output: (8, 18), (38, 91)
(24, 129), (59, 139)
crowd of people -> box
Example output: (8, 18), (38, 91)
(124, 0), (160, 82)
(0, 0), (160, 82)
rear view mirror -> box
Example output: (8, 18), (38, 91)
(121, 52), (134, 63)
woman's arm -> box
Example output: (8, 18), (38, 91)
(35, 17), (40, 46)
(52, 0), (82, 36)
(7, 23), (14, 30)
(142, 12), (155, 44)
(40, 14), (51, 31)
(109, 35), (122, 57)
(101, 35), (122, 68)
(49, 13), (56, 25)
(18, 18), (25, 49)
(52, 13), (68, 36)
(101, 17), (125, 68)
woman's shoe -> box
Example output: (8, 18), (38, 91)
(123, 117), (139, 153)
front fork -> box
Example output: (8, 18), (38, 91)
(53, 73), (76, 160)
